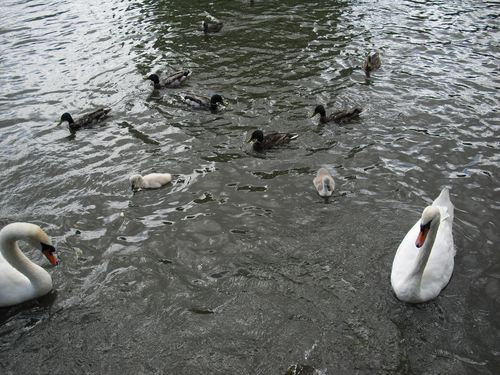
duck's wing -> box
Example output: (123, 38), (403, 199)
(163, 70), (191, 87)
(331, 107), (362, 123)
(264, 132), (298, 147)
(183, 94), (209, 108)
(77, 108), (111, 126)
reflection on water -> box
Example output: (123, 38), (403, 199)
(0, 0), (499, 373)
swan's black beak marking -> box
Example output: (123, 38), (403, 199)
(41, 243), (59, 266)
(415, 221), (431, 248)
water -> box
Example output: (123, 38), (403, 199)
(0, 0), (499, 373)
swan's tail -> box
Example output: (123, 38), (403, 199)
(433, 188), (454, 221)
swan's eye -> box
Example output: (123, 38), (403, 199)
(420, 221), (431, 231)
(40, 243), (56, 253)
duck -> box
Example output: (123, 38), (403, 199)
(202, 20), (223, 33)
(129, 173), (172, 192)
(182, 94), (225, 112)
(147, 70), (192, 89)
(0, 222), (59, 307)
(311, 104), (362, 124)
(391, 188), (455, 303)
(363, 51), (381, 73)
(58, 108), (111, 131)
(246, 129), (298, 152)
(313, 168), (335, 197)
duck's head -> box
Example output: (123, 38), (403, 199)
(247, 130), (264, 143)
(129, 175), (144, 192)
(59, 112), (74, 125)
(312, 105), (326, 118)
(147, 74), (160, 85)
(210, 94), (225, 106)
(416, 206), (440, 248)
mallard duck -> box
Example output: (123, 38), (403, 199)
(147, 70), (191, 89)
(129, 173), (172, 192)
(246, 130), (298, 152)
(311, 104), (362, 124)
(391, 188), (455, 303)
(202, 20), (223, 33)
(313, 167), (335, 197)
(183, 94), (225, 111)
(58, 108), (111, 131)
(363, 52), (381, 73)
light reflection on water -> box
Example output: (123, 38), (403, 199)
(0, 0), (499, 373)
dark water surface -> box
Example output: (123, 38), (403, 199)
(0, 0), (499, 374)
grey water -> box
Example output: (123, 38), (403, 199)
(0, 0), (499, 374)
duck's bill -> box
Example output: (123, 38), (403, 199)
(43, 249), (59, 266)
(246, 138), (254, 144)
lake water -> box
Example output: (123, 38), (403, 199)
(0, 0), (499, 374)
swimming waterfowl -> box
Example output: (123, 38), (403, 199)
(246, 130), (298, 152)
(363, 52), (381, 73)
(391, 188), (455, 303)
(311, 104), (362, 124)
(147, 70), (192, 89)
(313, 168), (335, 197)
(183, 94), (225, 111)
(202, 20), (223, 33)
(130, 173), (172, 192)
(58, 108), (111, 131)
(0, 222), (59, 307)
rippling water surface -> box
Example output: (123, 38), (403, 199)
(0, 0), (499, 373)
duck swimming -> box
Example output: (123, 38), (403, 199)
(246, 130), (298, 152)
(0, 222), (59, 307)
(182, 94), (225, 112)
(363, 52), (381, 73)
(147, 70), (192, 89)
(311, 104), (362, 124)
(313, 167), (335, 197)
(202, 20), (223, 33)
(130, 173), (172, 192)
(58, 108), (111, 131)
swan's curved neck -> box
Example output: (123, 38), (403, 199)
(409, 218), (440, 283)
(0, 233), (50, 290)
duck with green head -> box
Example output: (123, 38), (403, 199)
(183, 94), (225, 112)
(58, 108), (111, 131)
(311, 104), (362, 124)
(147, 70), (191, 89)
(246, 130), (298, 152)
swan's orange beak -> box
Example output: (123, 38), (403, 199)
(415, 225), (429, 248)
(43, 249), (59, 266)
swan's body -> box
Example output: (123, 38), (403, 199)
(313, 168), (335, 197)
(391, 188), (455, 303)
(130, 173), (172, 192)
(147, 71), (191, 89)
(0, 223), (58, 307)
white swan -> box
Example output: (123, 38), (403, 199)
(313, 167), (335, 197)
(129, 173), (172, 192)
(391, 188), (455, 303)
(0, 223), (59, 307)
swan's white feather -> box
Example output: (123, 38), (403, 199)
(391, 188), (455, 303)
